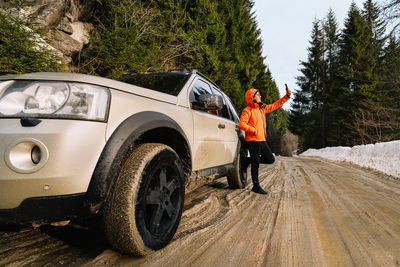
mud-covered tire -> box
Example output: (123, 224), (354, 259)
(103, 143), (185, 256)
(227, 141), (248, 189)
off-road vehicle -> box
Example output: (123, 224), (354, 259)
(0, 69), (248, 255)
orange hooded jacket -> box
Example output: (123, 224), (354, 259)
(239, 88), (290, 142)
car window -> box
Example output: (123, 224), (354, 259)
(223, 93), (239, 123)
(212, 87), (232, 121)
(189, 79), (213, 110)
(118, 73), (190, 96)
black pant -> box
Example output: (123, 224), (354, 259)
(246, 141), (275, 184)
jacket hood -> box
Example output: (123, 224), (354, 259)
(245, 88), (260, 108)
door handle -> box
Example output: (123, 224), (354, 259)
(218, 123), (226, 129)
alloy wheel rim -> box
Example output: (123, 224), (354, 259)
(141, 164), (182, 236)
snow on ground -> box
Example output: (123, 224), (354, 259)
(300, 140), (400, 178)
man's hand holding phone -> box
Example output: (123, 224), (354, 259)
(285, 84), (292, 98)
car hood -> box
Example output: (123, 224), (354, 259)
(0, 72), (178, 105)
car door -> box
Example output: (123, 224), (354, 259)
(189, 78), (226, 170)
(211, 87), (239, 164)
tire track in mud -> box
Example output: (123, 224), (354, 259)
(1, 157), (400, 266)
(263, 159), (329, 267)
(293, 157), (400, 266)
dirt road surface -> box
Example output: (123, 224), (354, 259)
(1, 156), (400, 266)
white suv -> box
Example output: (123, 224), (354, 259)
(0, 69), (248, 255)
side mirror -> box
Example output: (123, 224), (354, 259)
(192, 94), (223, 111)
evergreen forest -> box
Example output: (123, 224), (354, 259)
(289, 0), (400, 152)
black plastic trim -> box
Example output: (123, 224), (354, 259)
(85, 111), (191, 211)
(0, 193), (87, 226)
(194, 163), (234, 179)
(20, 118), (42, 127)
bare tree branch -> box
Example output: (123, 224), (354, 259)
(354, 99), (400, 144)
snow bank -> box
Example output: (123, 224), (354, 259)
(300, 140), (400, 178)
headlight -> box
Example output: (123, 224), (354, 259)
(0, 80), (110, 121)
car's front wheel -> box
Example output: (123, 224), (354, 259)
(103, 143), (185, 256)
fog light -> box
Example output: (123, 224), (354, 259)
(5, 138), (49, 173)
(31, 145), (41, 164)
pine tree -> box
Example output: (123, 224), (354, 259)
(384, 0), (400, 34)
(289, 20), (326, 150)
(380, 36), (400, 109)
(363, 0), (386, 48)
(78, 0), (198, 78)
(214, 0), (276, 110)
(375, 35), (400, 140)
(322, 9), (341, 146)
(288, 88), (312, 151)
(350, 0), (393, 144)
(336, 2), (378, 145)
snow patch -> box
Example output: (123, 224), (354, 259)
(301, 140), (400, 178)
(70, 22), (90, 44)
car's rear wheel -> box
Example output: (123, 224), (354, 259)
(227, 141), (248, 189)
(103, 143), (185, 256)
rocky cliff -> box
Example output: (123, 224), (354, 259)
(23, 0), (92, 66)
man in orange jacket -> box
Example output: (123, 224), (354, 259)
(239, 86), (291, 194)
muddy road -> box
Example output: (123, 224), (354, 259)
(1, 156), (400, 266)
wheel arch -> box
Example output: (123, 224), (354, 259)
(85, 111), (192, 212)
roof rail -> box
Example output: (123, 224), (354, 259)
(118, 73), (137, 79)
(168, 69), (190, 74)
(190, 69), (219, 89)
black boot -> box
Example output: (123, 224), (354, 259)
(251, 182), (268, 195)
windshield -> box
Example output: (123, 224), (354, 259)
(118, 73), (190, 96)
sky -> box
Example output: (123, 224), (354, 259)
(252, 0), (366, 107)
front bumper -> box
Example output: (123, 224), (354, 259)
(0, 193), (87, 225)
(0, 119), (107, 210)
